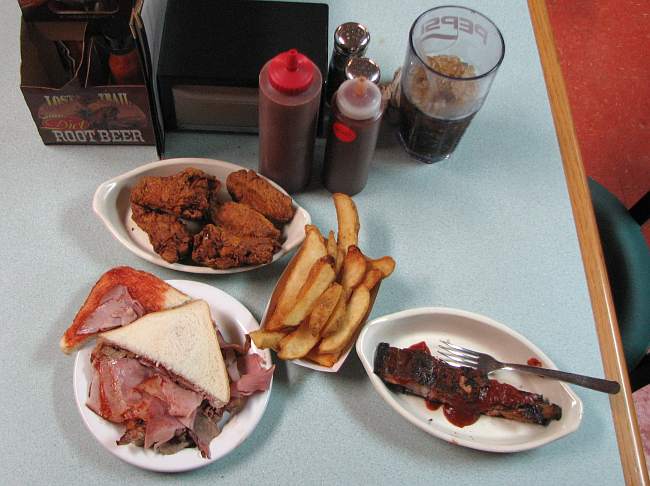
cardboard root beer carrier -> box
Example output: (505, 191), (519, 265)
(18, 0), (155, 146)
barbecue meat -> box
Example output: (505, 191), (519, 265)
(211, 201), (282, 240)
(226, 170), (295, 224)
(192, 224), (280, 269)
(131, 204), (192, 263)
(374, 343), (562, 426)
(130, 167), (219, 220)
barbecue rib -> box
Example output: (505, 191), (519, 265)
(374, 343), (562, 426)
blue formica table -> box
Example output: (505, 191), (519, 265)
(0, 1), (640, 484)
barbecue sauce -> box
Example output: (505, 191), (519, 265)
(408, 341), (431, 354)
(482, 380), (538, 408)
(442, 404), (480, 427)
(407, 340), (481, 427)
(259, 49), (322, 193)
(425, 400), (441, 411)
(527, 357), (543, 367)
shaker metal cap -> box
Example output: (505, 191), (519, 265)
(334, 22), (370, 55)
(345, 57), (381, 84)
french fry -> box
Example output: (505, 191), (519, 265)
(333, 193), (359, 255)
(341, 246), (367, 293)
(321, 292), (347, 337)
(265, 225), (327, 331)
(308, 283), (343, 336)
(282, 256), (336, 327)
(318, 285), (370, 355)
(361, 268), (383, 290)
(305, 348), (340, 368)
(335, 247), (345, 277)
(263, 193), (395, 367)
(249, 329), (287, 351)
(326, 230), (337, 259)
(277, 320), (320, 360)
(367, 256), (396, 278)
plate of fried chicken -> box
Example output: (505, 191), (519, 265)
(93, 158), (311, 274)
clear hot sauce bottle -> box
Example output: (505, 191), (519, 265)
(259, 49), (322, 193)
(322, 77), (383, 195)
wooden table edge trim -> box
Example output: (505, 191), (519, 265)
(528, 1), (649, 484)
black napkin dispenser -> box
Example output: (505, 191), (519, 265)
(157, 0), (328, 133)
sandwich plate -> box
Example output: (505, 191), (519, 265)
(356, 307), (583, 453)
(73, 280), (273, 472)
(93, 158), (311, 274)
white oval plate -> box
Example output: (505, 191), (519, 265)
(356, 307), (583, 453)
(93, 158), (311, 274)
(73, 280), (273, 472)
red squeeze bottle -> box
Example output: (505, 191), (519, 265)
(259, 49), (322, 193)
(322, 77), (383, 195)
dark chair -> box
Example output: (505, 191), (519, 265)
(589, 178), (650, 391)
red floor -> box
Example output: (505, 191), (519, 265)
(546, 0), (650, 469)
(547, 0), (650, 245)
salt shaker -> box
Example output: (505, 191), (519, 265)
(322, 77), (383, 195)
(259, 49), (322, 193)
(325, 22), (370, 103)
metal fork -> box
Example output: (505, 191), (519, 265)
(438, 340), (620, 394)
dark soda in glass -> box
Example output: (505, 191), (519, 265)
(399, 6), (505, 163)
(399, 86), (476, 163)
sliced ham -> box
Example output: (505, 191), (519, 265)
(230, 353), (275, 398)
(144, 398), (185, 449)
(97, 357), (151, 422)
(77, 285), (144, 335)
(136, 375), (203, 419)
(190, 408), (221, 457)
(86, 341), (273, 458)
(217, 331), (251, 355)
(117, 420), (146, 446)
(177, 408), (197, 429)
(224, 349), (241, 382)
(86, 366), (102, 415)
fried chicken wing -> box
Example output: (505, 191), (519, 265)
(192, 224), (280, 269)
(226, 170), (295, 224)
(211, 201), (282, 240)
(130, 168), (220, 220)
(131, 204), (192, 263)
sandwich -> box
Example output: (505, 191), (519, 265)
(88, 299), (274, 457)
(60, 266), (191, 354)
(63, 266), (274, 457)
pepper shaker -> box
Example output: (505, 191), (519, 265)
(345, 57), (381, 85)
(325, 22), (370, 103)
(322, 77), (383, 195)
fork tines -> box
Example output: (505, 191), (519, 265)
(438, 340), (479, 369)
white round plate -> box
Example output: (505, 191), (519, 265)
(73, 280), (273, 472)
(356, 307), (583, 453)
(93, 158), (311, 274)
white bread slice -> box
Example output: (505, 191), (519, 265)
(99, 299), (230, 406)
(61, 266), (191, 354)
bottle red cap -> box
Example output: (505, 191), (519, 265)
(268, 49), (314, 95)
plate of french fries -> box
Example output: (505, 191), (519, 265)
(250, 193), (395, 371)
